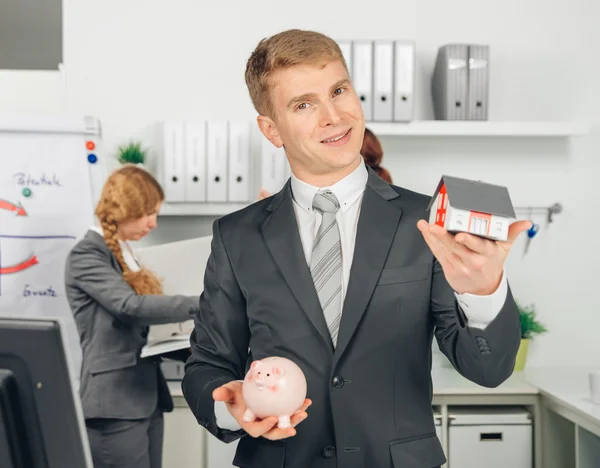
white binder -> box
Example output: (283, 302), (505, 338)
(393, 40), (416, 122)
(337, 40), (353, 79)
(431, 44), (469, 120)
(183, 121), (206, 202)
(352, 41), (373, 121)
(159, 121), (185, 202)
(373, 40), (394, 122)
(467, 44), (489, 120)
(206, 121), (228, 202)
(228, 121), (251, 202)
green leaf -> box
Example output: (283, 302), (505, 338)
(516, 301), (548, 339)
(117, 141), (147, 165)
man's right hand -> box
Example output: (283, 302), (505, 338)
(212, 381), (311, 440)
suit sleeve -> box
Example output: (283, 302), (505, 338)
(66, 242), (198, 326)
(431, 257), (521, 387)
(182, 219), (249, 443)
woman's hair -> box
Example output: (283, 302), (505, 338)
(361, 127), (392, 184)
(94, 165), (165, 295)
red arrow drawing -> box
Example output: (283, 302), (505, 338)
(0, 199), (27, 216)
(0, 255), (38, 274)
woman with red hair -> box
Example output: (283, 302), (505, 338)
(360, 127), (392, 184)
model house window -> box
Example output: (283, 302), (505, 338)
(0, 0), (62, 70)
(470, 217), (488, 236)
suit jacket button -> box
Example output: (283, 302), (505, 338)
(332, 376), (344, 388)
(322, 445), (336, 458)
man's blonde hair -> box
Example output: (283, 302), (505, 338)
(245, 29), (348, 118)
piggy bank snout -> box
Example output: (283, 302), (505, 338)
(254, 375), (267, 390)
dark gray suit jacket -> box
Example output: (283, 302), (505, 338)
(65, 230), (199, 420)
(183, 167), (521, 468)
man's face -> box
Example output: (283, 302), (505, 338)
(259, 60), (365, 182)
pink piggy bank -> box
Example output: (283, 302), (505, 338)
(242, 356), (307, 429)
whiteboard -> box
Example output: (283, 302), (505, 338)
(0, 114), (106, 382)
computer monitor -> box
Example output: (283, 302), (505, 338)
(0, 317), (93, 468)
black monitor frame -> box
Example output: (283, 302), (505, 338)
(0, 316), (92, 468)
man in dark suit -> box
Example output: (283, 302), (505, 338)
(183, 29), (531, 468)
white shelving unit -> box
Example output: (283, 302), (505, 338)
(367, 120), (589, 137)
(158, 120), (589, 217)
(159, 202), (249, 216)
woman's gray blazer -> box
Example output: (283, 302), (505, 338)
(64, 230), (199, 420)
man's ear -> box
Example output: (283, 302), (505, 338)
(257, 115), (283, 148)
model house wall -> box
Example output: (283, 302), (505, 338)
(428, 191), (511, 241)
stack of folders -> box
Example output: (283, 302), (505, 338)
(431, 44), (490, 120)
(147, 121), (291, 204)
(337, 39), (416, 123)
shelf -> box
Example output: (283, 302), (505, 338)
(367, 121), (589, 137)
(158, 202), (250, 216)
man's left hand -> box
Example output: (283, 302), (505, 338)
(417, 219), (532, 295)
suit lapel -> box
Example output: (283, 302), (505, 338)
(260, 182), (333, 349)
(333, 169), (403, 365)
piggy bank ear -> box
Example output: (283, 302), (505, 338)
(250, 361), (260, 370)
(272, 367), (284, 377)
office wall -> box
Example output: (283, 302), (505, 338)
(0, 0), (598, 368)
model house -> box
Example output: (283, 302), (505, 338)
(427, 175), (516, 241)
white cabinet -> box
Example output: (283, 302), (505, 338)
(448, 406), (532, 468)
(162, 398), (206, 468)
(207, 436), (238, 468)
(434, 408), (442, 443)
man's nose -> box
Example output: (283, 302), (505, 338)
(319, 101), (342, 126)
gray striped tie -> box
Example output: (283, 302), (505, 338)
(310, 190), (342, 347)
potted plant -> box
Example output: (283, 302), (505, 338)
(116, 141), (148, 169)
(514, 301), (547, 371)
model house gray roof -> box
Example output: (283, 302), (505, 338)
(427, 175), (516, 218)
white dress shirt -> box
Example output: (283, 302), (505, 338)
(214, 162), (508, 430)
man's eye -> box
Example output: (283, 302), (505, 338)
(297, 103), (308, 110)
(334, 87), (345, 96)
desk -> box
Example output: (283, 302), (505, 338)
(165, 367), (600, 468)
(431, 367), (541, 468)
(526, 367), (600, 468)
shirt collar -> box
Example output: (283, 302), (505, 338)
(89, 225), (103, 237)
(290, 160), (368, 213)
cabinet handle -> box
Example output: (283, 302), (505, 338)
(480, 432), (503, 441)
